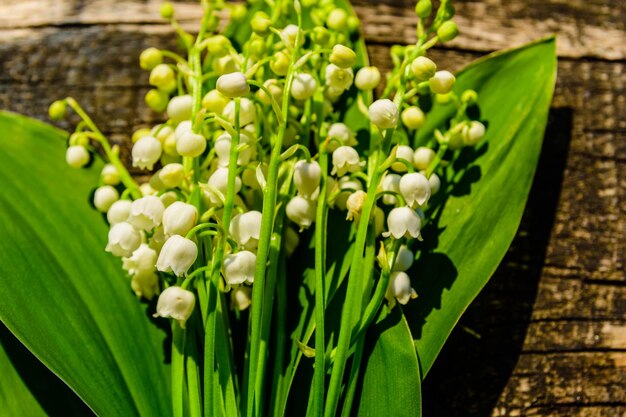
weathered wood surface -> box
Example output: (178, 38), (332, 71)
(0, 1), (624, 416)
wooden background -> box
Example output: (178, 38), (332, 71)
(0, 0), (624, 416)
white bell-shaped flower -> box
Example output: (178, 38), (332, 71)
(223, 98), (256, 126)
(386, 272), (417, 305)
(66, 145), (90, 168)
(428, 172), (441, 195)
(391, 145), (414, 173)
(107, 200), (132, 224)
(286, 196), (316, 230)
(462, 121), (486, 146)
(153, 286), (195, 328)
(167, 95), (193, 123)
(325, 64), (354, 92)
(177, 131), (207, 157)
(223, 250), (257, 285)
(294, 160), (322, 199)
(163, 201), (198, 237)
(331, 146), (360, 176)
(392, 245), (414, 272)
(122, 243), (157, 276)
(281, 24), (304, 48)
(131, 271), (159, 300)
(231, 285), (252, 311)
(333, 176), (363, 210)
(214, 131), (255, 167)
(383, 207), (422, 240)
(230, 211), (262, 249)
(401, 106), (425, 130)
(156, 235), (198, 276)
(128, 195), (165, 231)
(175, 120), (192, 139)
(328, 123), (357, 149)
(413, 147), (436, 171)
(94, 185), (119, 213)
(354, 66), (381, 91)
(132, 136), (162, 170)
(380, 173), (401, 205)
(216, 72), (249, 98)
(429, 70), (456, 94)
(368, 99), (398, 129)
(105, 222), (142, 257)
(205, 167), (242, 206)
(291, 73), (317, 101)
(345, 190), (367, 221)
(159, 163), (185, 188)
(399, 172), (431, 208)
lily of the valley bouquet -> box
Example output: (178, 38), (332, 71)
(0, 0), (556, 415)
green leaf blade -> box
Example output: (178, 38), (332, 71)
(0, 112), (171, 417)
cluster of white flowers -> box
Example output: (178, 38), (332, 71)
(54, 0), (485, 327)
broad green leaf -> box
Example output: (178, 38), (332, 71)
(356, 307), (421, 417)
(0, 112), (171, 416)
(405, 37), (557, 376)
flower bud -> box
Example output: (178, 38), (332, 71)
(330, 45), (357, 69)
(167, 95), (193, 123)
(145, 89), (169, 112)
(160, 1), (174, 18)
(123, 243), (157, 276)
(139, 47), (163, 70)
(413, 147), (436, 171)
(368, 99), (399, 129)
(149, 64), (176, 92)
(200, 91), (226, 116)
(401, 106), (425, 130)
(132, 136), (162, 170)
(230, 4), (247, 21)
(223, 251), (257, 285)
(214, 131), (255, 167)
(291, 73), (317, 101)
(326, 8), (348, 30)
(428, 172), (441, 194)
(66, 145), (90, 168)
(230, 211), (262, 249)
(48, 100), (67, 121)
(281, 24), (304, 48)
(325, 64), (353, 93)
(177, 132), (207, 157)
(223, 98), (256, 126)
(391, 145), (414, 173)
(462, 121), (486, 146)
(415, 0), (432, 17)
(128, 195), (165, 231)
(386, 272), (417, 305)
(429, 70), (456, 94)
(251, 11), (272, 35)
(106, 222), (142, 257)
(131, 271), (159, 300)
(270, 50), (290, 76)
(156, 235), (198, 276)
(204, 167), (242, 206)
(286, 196), (316, 230)
(163, 201), (197, 237)
(283, 226), (300, 256)
(153, 286), (195, 328)
(159, 163), (185, 188)
(355, 66), (381, 91)
(294, 160), (322, 199)
(206, 35), (231, 57)
(100, 164), (120, 185)
(437, 20), (458, 42)
(107, 200), (132, 224)
(346, 190), (367, 221)
(94, 185), (120, 212)
(213, 55), (239, 75)
(461, 89), (478, 104)
(231, 285), (252, 311)
(216, 72), (249, 98)
(310, 26), (331, 46)
(381, 173), (401, 205)
(393, 245), (414, 272)
(382, 207), (422, 240)
(399, 172), (431, 208)
(327, 123), (357, 150)
(410, 56), (437, 81)
(331, 146), (361, 176)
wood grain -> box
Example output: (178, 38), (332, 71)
(0, 1), (624, 416)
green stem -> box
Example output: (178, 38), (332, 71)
(172, 323), (185, 417)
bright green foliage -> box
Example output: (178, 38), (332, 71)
(0, 112), (171, 417)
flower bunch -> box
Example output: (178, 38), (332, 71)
(49, 0), (485, 414)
